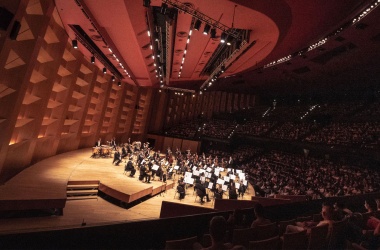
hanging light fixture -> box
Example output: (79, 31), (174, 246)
(72, 39), (78, 49)
(91, 55), (95, 64)
(194, 20), (202, 31)
(203, 24), (211, 35)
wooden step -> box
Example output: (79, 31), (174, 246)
(67, 184), (99, 190)
(67, 190), (98, 196)
(67, 195), (98, 201)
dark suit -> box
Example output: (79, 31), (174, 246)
(113, 151), (121, 165)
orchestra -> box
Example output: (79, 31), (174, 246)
(89, 138), (249, 204)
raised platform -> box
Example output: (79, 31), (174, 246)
(0, 148), (173, 211)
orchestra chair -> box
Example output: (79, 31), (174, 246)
(278, 219), (296, 236)
(232, 228), (255, 248)
(248, 235), (281, 250)
(308, 223), (329, 250)
(281, 229), (308, 250)
(253, 222), (279, 241)
(327, 220), (347, 249)
(165, 236), (198, 250)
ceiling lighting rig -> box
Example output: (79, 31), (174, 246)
(200, 39), (254, 91)
(161, 0), (241, 40)
(70, 0), (137, 85)
(263, 0), (379, 70)
(161, 86), (196, 93)
(146, 8), (169, 87)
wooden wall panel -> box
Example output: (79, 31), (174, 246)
(172, 138), (182, 151)
(163, 137), (174, 152)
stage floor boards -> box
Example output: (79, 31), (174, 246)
(0, 148), (253, 234)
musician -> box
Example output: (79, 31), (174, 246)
(177, 177), (186, 200)
(144, 163), (152, 183)
(121, 146), (128, 159)
(124, 158), (136, 177)
(139, 163), (146, 181)
(195, 182), (211, 204)
(215, 184), (224, 199)
(238, 180), (246, 198)
(111, 137), (117, 150)
(95, 138), (101, 147)
(229, 182), (238, 200)
(113, 150), (122, 166)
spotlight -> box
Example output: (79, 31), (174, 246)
(194, 20), (202, 31)
(112, 76), (115, 82)
(72, 39), (78, 49)
(117, 81), (121, 86)
(226, 36), (232, 46)
(103, 67), (106, 74)
(91, 55), (95, 64)
(210, 28), (217, 38)
(203, 24), (211, 35)
(221, 65), (225, 73)
(220, 32), (227, 43)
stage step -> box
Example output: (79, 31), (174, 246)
(66, 181), (99, 199)
(67, 195), (98, 201)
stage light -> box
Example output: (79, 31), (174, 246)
(220, 32), (227, 43)
(226, 36), (232, 46)
(112, 76), (115, 82)
(72, 39), (78, 49)
(117, 81), (121, 86)
(91, 55), (95, 64)
(194, 20), (202, 31)
(221, 65), (225, 73)
(210, 28), (217, 38)
(203, 24), (211, 35)
(103, 67), (106, 74)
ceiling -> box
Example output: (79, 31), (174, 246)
(55, 0), (380, 93)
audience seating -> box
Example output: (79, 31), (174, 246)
(164, 236), (198, 250)
(282, 229), (308, 250)
(248, 235), (281, 250)
(308, 223), (329, 250)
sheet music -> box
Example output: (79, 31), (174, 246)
(239, 173), (245, 180)
(174, 165), (179, 170)
(152, 164), (159, 171)
(200, 176), (206, 182)
(217, 178), (224, 185)
(206, 172), (212, 178)
(243, 180), (248, 186)
(235, 183), (240, 189)
(222, 185), (228, 191)
(229, 174), (236, 180)
(236, 169), (242, 174)
(193, 170), (200, 176)
(185, 177), (194, 184)
(208, 182), (214, 189)
(224, 176), (230, 182)
(206, 167), (211, 172)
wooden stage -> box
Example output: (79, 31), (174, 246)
(0, 148), (253, 234)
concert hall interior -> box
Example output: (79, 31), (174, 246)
(0, 0), (380, 249)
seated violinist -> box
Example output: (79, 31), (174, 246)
(124, 158), (135, 177)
